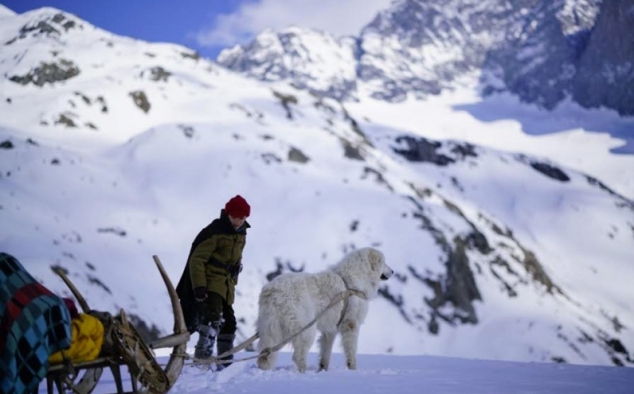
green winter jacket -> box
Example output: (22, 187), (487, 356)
(187, 210), (250, 305)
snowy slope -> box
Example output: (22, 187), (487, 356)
(1, 6), (633, 368)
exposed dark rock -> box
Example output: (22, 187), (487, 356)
(465, 230), (491, 254)
(180, 51), (200, 61)
(585, 176), (634, 209)
(341, 139), (364, 161)
(20, 13), (78, 33)
(451, 143), (478, 159)
(178, 124), (195, 138)
(55, 113), (76, 127)
(69, 92), (108, 115)
(272, 90), (298, 119)
(288, 146), (310, 163)
(418, 235), (481, 327)
(74, 91), (91, 105)
(148, 66), (171, 82)
(21, 20), (59, 36)
(86, 274), (111, 294)
(127, 313), (162, 343)
(427, 315), (440, 334)
(378, 285), (412, 323)
(129, 91), (150, 113)
(490, 256), (519, 277)
(10, 59), (80, 86)
(97, 227), (127, 237)
(529, 161), (570, 182)
(96, 96), (108, 113)
(393, 136), (454, 165)
(611, 357), (625, 366)
(519, 249), (559, 294)
(261, 153), (282, 164)
(489, 266), (518, 297)
(362, 167), (393, 191)
(484, 225), (559, 297)
(604, 314), (626, 333)
(605, 338), (629, 356)
(0, 140), (14, 149)
(443, 237), (481, 323)
(340, 104), (373, 147)
(229, 103), (265, 121)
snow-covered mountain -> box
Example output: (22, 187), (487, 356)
(1, 6), (633, 368)
(218, 27), (359, 101)
(218, 0), (633, 115)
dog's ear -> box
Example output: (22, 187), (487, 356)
(368, 248), (383, 272)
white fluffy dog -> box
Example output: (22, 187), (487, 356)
(256, 247), (393, 372)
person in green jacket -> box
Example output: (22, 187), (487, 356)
(176, 195), (251, 367)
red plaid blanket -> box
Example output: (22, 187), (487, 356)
(0, 252), (72, 394)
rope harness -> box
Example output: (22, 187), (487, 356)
(183, 277), (367, 367)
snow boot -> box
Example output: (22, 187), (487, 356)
(194, 321), (220, 360)
(215, 333), (236, 370)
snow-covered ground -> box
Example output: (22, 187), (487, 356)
(38, 351), (634, 394)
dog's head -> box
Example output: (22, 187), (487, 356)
(368, 248), (393, 281)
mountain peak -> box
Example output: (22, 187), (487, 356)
(3, 6), (88, 45)
(217, 26), (359, 100)
(0, 4), (16, 18)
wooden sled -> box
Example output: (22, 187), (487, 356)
(45, 256), (189, 394)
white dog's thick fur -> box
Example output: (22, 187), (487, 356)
(256, 247), (393, 372)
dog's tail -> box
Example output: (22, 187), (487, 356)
(256, 286), (284, 352)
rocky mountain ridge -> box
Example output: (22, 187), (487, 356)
(218, 0), (633, 115)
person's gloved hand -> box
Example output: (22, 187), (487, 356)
(193, 286), (207, 302)
(229, 263), (243, 279)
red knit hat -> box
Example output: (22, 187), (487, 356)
(225, 195), (250, 218)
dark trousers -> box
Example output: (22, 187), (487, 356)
(198, 291), (237, 335)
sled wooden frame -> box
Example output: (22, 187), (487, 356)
(45, 256), (190, 394)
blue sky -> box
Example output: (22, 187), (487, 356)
(2, 0), (393, 59)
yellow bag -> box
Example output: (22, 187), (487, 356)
(49, 313), (104, 364)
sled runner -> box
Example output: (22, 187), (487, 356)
(45, 256), (189, 394)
